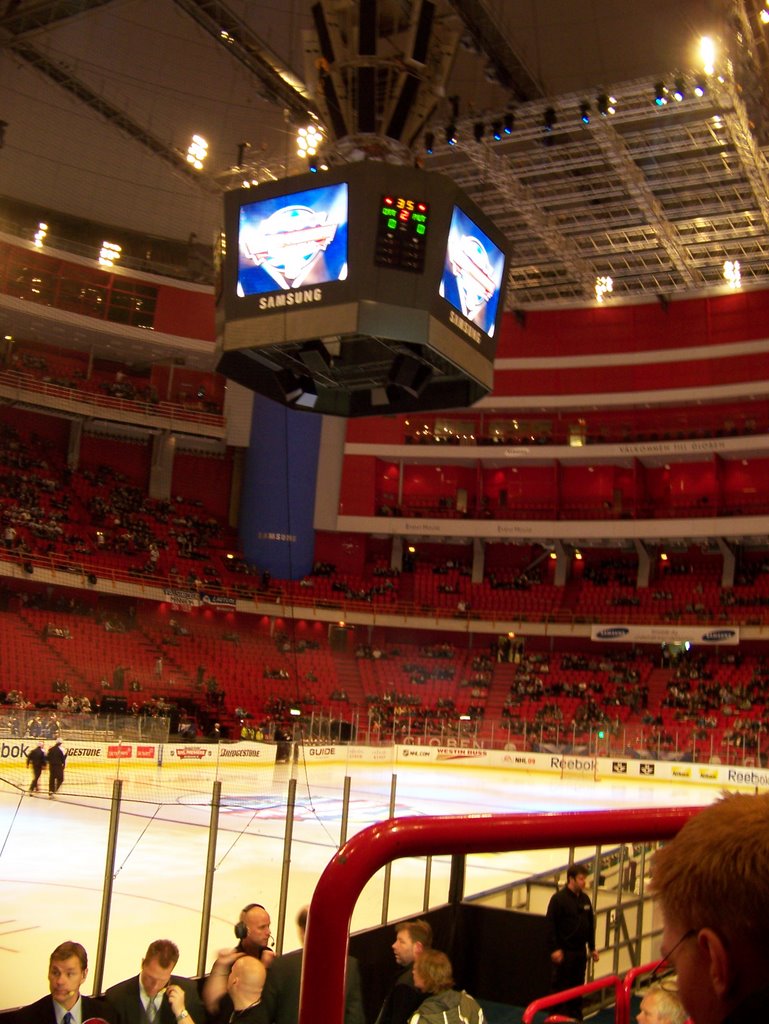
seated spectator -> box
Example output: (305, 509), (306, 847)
(409, 950), (484, 1024)
(635, 983), (687, 1024)
(650, 791), (769, 1024)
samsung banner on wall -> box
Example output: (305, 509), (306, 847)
(591, 624), (739, 645)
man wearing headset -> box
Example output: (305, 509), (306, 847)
(203, 905), (274, 1016)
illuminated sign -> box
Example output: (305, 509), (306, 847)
(237, 182), (348, 295)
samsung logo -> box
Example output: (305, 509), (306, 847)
(258, 287), (322, 310)
(702, 630), (737, 642)
(448, 309), (482, 344)
(596, 627), (630, 639)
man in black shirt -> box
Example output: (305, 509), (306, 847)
(374, 919), (433, 1024)
(545, 863), (599, 1020)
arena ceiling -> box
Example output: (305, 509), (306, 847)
(3, 0), (769, 312)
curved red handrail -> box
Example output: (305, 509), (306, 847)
(299, 805), (702, 1024)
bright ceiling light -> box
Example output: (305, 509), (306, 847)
(595, 275), (613, 302)
(98, 241), (122, 267)
(700, 36), (716, 76)
(723, 259), (741, 289)
(186, 134), (208, 170)
(297, 123), (324, 158)
(34, 222), (48, 248)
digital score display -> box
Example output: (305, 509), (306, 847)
(374, 194), (429, 272)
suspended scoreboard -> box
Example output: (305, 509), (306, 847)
(217, 161), (509, 416)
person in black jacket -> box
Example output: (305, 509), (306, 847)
(47, 740), (66, 796)
(14, 940), (116, 1024)
(261, 906), (363, 1024)
(26, 741), (46, 793)
(375, 919), (433, 1024)
(545, 863), (599, 1020)
(104, 939), (205, 1024)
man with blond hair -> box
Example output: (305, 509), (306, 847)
(650, 790), (769, 1024)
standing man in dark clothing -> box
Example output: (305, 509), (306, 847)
(47, 740), (66, 796)
(545, 863), (599, 1020)
(26, 741), (46, 793)
(261, 906), (364, 1024)
(375, 919), (433, 1024)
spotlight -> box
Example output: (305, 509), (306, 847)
(579, 101), (590, 124)
(673, 77), (685, 102)
(597, 93), (610, 116)
(473, 121), (484, 142)
(503, 111), (514, 134)
(308, 158), (318, 172)
(492, 120), (502, 141)
(543, 106), (556, 131)
(424, 131), (434, 154)
(445, 122), (457, 145)
(654, 81), (667, 106)
(694, 76), (707, 97)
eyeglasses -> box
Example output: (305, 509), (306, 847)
(648, 928), (696, 984)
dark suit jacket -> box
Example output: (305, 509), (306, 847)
(103, 976), (204, 1024)
(261, 949), (364, 1024)
(14, 994), (117, 1024)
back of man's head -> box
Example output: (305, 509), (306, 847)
(651, 791), (769, 955)
(229, 956), (267, 1009)
(143, 939), (179, 969)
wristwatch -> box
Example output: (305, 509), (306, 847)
(176, 1011), (189, 1020)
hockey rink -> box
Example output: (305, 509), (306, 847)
(0, 753), (715, 1010)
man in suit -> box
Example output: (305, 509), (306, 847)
(104, 939), (204, 1024)
(261, 907), (364, 1024)
(15, 940), (116, 1024)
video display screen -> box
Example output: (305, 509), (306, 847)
(236, 181), (349, 296)
(439, 206), (506, 338)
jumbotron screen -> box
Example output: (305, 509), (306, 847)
(236, 181), (349, 297)
(440, 206), (506, 339)
(217, 162), (509, 416)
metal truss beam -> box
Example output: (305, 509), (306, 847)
(445, 0), (543, 102)
(8, 41), (222, 194)
(589, 116), (704, 289)
(171, 0), (318, 125)
(449, 133), (599, 299)
(0, 0), (115, 37)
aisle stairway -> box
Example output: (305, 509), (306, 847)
(477, 660), (517, 744)
(644, 666), (672, 709)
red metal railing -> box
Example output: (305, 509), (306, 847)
(299, 806), (702, 1024)
(522, 974), (624, 1023)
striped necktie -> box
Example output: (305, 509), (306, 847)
(146, 998), (158, 1023)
